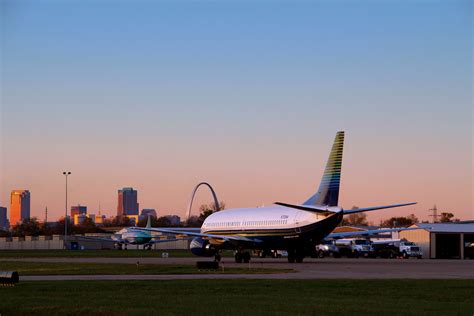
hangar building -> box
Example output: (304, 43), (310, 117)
(400, 223), (474, 259)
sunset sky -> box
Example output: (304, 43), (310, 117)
(1, 1), (472, 223)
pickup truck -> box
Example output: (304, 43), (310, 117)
(372, 239), (423, 259)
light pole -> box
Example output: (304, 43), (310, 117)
(63, 171), (71, 249)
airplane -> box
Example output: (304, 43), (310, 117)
(134, 131), (418, 263)
(78, 216), (193, 250)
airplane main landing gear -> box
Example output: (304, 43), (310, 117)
(287, 248), (305, 263)
(143, 244), (152, 250)
(234, 251), (251, 263)
(214, 253), (221, 262)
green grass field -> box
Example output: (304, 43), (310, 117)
(0, 280), (472, 315)
(0, 249), (202, 258)
(0, 261), (290, 275)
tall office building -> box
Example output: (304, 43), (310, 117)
(71, 205), (88, 225)
(0, 207), (8, 230)
(10, 190), (31, 225)
(117, 187), (139, 216)
(71, 205), (87, 218)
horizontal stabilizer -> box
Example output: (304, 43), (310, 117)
(343, 202), (417, 214)
(275, 202), (339, 216)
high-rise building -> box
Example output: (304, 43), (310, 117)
(71, 205), (87, 218)
(141, 208), (157, 218)
(0, 207), (8, 230)
(10, 190), (30, 225)
(93, 214), (105, 225)
(71, 205), (88, 225)
(117, 187), (139, 216)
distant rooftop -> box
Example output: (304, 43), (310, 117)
(415, 222), (474, 233)
(118, 187), (136, 192)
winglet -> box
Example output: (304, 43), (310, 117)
(146, 215), (152, 228)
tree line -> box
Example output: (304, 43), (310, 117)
(0, 202), (225, 237)
(0, 202), (461, 237)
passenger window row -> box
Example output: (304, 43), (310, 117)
(206, 220), (288, 227)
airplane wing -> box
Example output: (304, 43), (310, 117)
(133, 227), (261, 243)
(326, 227), (422, 239)
(75, 235), (192, 244)
(148, 237), (194, 244)
(76, 235), (117, 243)
(343, 202), (417, 214)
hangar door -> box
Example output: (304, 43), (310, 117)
(435, 234), (460, 259)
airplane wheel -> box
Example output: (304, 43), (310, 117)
(235, 252), (243, 263)
(243, 252), (251, 263)
(296, 257), (304, 263)
(214, 254), (221, 262)
(318, 250), (325, 258)
(287, 248), (296, 263)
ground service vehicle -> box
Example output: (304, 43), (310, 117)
(254, 249), (288, 258)
(313, 240), (340, 258)
(465, 242), (474, 259)
(372, 239), (423, 259)
(334, 238), (375, 258)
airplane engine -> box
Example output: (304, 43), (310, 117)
(190, 237), (216, 257)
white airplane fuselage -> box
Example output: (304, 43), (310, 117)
(201, 205), (344, 249)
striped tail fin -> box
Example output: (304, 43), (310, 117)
(303, 131), (344, 207)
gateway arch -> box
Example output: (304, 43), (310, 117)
(186, 182), (221, 222)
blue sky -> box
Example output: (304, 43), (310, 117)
(1, 1), (472, 222)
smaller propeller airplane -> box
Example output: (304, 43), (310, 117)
(78, 216), (194, 250)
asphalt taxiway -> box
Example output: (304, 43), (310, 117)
(3, 257), (473, 280)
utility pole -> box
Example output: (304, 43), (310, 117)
(63, 171), (71, 249)
(428, 205), (438, 223)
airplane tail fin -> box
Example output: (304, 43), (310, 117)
(303, 131), (344, 207)
(146, 215), (152, 228)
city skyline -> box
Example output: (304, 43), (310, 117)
(1, 1), (472, 223)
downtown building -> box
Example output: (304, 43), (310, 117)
(10, 190), (30, 225)
(117, 187), (139, 217)
(71, 205), (87, 225)
(0, 207), (8, 230)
